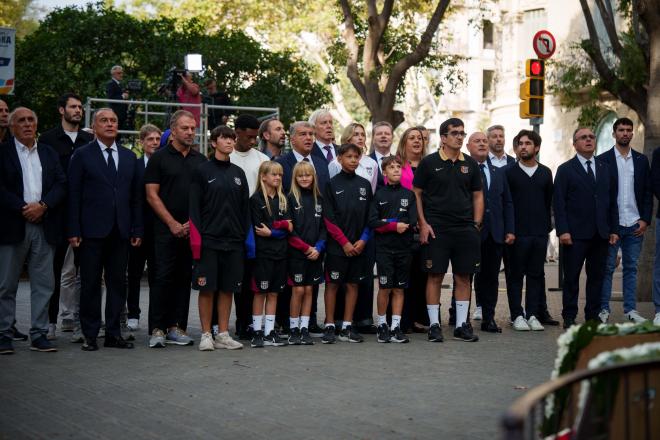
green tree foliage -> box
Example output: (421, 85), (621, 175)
(0, 0), (40, 38)
(13, 3), (329, 129)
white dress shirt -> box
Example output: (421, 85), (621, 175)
(292, 149), (315, 170)
(98, 140), (118, 170)
(576, 154), (596, 179)
(15, 139), (42, 203)
(488, 152), (509, 168)
(143, 155), (149, 167)
(614, 147), (640, 227)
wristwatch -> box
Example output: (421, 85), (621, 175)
(38, 200), (48, 210)
(474, 221), (483, 230)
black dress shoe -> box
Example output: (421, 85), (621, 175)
(480, 319), (502, 333)
(539, 312), (560, 326)
(563, 318), (576, 329)
(81, 338), (98, 351)
(104, 335), (134, 349)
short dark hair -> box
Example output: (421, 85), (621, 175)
(381, 155), (403, 172)
(210, 125), (236, 142)
(57, 93), (82, 110)
(613, 117), (634, 131)
(439, 118), (464, 136)
(235, 114), (260, 130)
(337, 143), (362, 156)
(515, 129), (542, 147)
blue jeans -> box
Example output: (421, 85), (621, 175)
(601, 224), (643, 313)
(653, 220), (660, 312)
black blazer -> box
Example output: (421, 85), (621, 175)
(0, 139), (67, 245)
(136, 156), (155, 236)
(106, 79), (127, 121)
(481, 164), (515, 244)
(597, 147), (653, 225)
(39, 125), (94, 173)
(368, 151), (386, 188)
(277, 151), (330, 194)
(553, 156), (618, 240)
(650, 146), (660, 218)
(67, 140), (143, 240)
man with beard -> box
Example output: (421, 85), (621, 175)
(39, 93), (94, 339)
(0, 99), (9, 144)
(598, 118), (652, 323)
(486, 125), (515, 168)
(259, 118), (286, 159)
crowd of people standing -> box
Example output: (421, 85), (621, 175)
(1, 88), (659, 355)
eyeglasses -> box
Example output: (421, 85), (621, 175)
(576, 134), (596, 141)
(444, 131), (467, 138)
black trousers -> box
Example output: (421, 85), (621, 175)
(148, 233), (192, 333)
(233, 259), (254, 335)
(48, 242), (69, 324)
(473, 236), (503, 322)
(354, 239), (376, 326)
(561, 236), (609, 321)
(507, 235), (547, 320)
(79, 228), (129, 338)
(126, 233), (153, 320)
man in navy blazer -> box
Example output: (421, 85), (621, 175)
(309, 109), (338, 164)
(68, 108), (143, 351)
(554, 127), (619, 328)
(487, 125), (516, 168)
(278, 121), (330, 193)
(467, 132), (515, 333)
(368, 122), (395, 188)
(597, 118), (652, 324)
(0, 107), (67, 354)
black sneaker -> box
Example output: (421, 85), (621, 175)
(376, 324), (391, 343)
(30, 335), (57, 352)
(453, 323), (479, 342)
(0, 335), (14, 355)
(10, 326), (28, 341)
(251, 330), (265, 348)
(300, 327), (314, 345)
(288, 327), (302, 345)
(308, 322), (324, 337)
(264, 330), (288, 347)
(321, 325), (336, 344)
(390, 326), (410, 343)
(338, 325), (364, 343)
(428, 323), (444, 342)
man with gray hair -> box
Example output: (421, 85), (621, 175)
(106, 65), (129, 132)
(259, 118), (286, 159)
(0, 107), (67, 354)
(486, 125), (515, 168)
(309, 109), (337, 164)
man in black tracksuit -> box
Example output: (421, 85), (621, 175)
(322, 143), (372, 344)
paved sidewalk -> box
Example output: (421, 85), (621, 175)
(1, 263), (654, 439)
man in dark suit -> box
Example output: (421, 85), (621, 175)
(278, 121), (330, 193)
(67, 108), (143, 351)
(466, 132), (515, 333)
(0, 99), (9, 144)
(553, 127), (619, 328)
(106, 65), (128, 131)
(368, 121), (394, 188)
(309, 109), (338, 164)
(39, 92), (94, 337)
(486, 124), (516, 168)
(597, 117), (652, 324)
(0, 107), (67, 354)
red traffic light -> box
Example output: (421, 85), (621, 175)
(530, 61), (542, 76)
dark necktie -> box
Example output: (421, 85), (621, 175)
(106, 147), (117, 182)
(302, 157), (310, 162)
(586, 160), (595, 184)
(479, 163), (488, 189)
(323, 145), (333, 162)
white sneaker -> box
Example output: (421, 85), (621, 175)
(199, 332), (215, 351)
(625, 310), (647, 324)
(512, 315), (531, 331)
(127, 319), (139, 331)
(472, 306), (482, 321)
(47, 323), (57, 340)
(527, 316), (544, 331)
(654, 313), (660, 326)
(214, 332), (244, 350)
(598, 309), (610, 324)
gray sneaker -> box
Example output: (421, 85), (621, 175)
(60, 319), (75, 332)
(149, 329), (166, 348)
(47, 323), (57, 340)
(70, 326), (84, 343)
(121, 322), (135, 341)
(165, 327), (194, 346)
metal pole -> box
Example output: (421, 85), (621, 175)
(84, 98), (91, 129)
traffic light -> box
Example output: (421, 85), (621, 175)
(519, 59), (544, 118)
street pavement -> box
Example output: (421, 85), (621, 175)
(1, 262), (655, 439)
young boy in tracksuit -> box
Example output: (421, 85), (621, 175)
(322, 143), (372, 344)
(369, 155), (417, 343)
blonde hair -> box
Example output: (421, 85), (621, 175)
(290, 161), (321, 208)
(255, 161), (287, 216)
(340, 122), (366, 152)
(396, 127), (425, 164)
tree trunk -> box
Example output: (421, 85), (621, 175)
(636, 3), (660, 302)
(369, 103), (405, 129)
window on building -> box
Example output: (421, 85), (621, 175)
(483, 20), (494, 49)
(482, 70), (494, 100)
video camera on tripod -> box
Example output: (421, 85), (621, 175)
(157, 67), (186, 99)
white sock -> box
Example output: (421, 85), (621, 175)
(456, 301), (469, 328)
(290, 317), (299, 330)
(427, 304), (439, 326)
(392, 315), (401, 330)
(264, 315), (275, 335)
(342, 321), (351, 330)
(300, 316), (310, 329)
(252, 315), (263, 332)
(377, 314), (387, 326)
